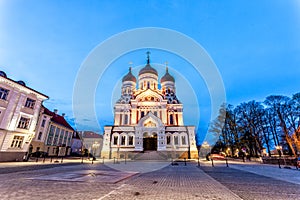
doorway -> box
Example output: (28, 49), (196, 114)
(143, 133), (157, 151)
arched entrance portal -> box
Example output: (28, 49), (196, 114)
(143, 132), (157, 151)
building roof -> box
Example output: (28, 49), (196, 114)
(138, 52), (158, 76)
(139, 63), (158, 76)
(79, 131), (103, 139)
(160, 67), (175, 83)
(0, 70), (49, 99)
(43, 106), (74, 131)
(122, 67), (136, 82)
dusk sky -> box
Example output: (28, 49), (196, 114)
(1, 0), (300, 144)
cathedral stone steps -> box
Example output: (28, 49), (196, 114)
(134, 151), (169, 160)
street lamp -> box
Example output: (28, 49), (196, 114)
(92, 142), (100, 164)
(276, 145), (282, 168)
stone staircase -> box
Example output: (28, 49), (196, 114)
(134, 151), (169, 160)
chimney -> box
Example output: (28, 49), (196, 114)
(54, 109), (58, 114)
(62, 113), (65, 117)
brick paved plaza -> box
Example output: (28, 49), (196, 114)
(0, 160), (299, 200)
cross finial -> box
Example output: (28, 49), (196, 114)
(128, 61), (133, 72)
(146, 51), (150, 64)
(165, 61), (169, 72)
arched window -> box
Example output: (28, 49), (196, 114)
(128, 136), (134, 145)
(113, 136), (118, 145)
(124, 115), (128, 125)
(174, 136), (179, 145)
(166, 135), (171, 145)
(170, 114), (174, 125)
(182, 136), (186, 145)
(121, 136), (126, 145)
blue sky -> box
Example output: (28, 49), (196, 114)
(1, 0), (300, 144)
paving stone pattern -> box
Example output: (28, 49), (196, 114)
(201, 166), (300, 200)
(0, 162), (241, 200)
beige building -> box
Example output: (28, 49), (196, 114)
(0, 71), (48, 161)
(30, 107), (74, 157)
(78, 131), (103, 157)
(101, 53), (198, 159)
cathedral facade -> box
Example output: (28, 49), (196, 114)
(101, 54), (198, 159)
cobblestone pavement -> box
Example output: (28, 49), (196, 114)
(0, 160), (299, 200)
(0, 162), (241, 200)
(201, 165), (300, 200)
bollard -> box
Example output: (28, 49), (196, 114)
(36, 157), (38, 162)
(278, 159), (281, 169)
(197, 157), (200, 167)
(50, 157), (53, 163)
(184, 158), (186, 166)
(211, 158), (214, 167)
(61, 157), (63, 163)
(92, 157), (94, 164)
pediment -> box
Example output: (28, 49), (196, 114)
(135, 89), (163, 102)
(137, 112), (164, 128)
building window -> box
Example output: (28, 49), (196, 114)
(141, 111), (145, 118)
(17, 117), (30, 129)
(53, 128), (60, 146)
(47, 125), (55, 145)
(113, 136), (118, 145)
(124, 115), (128, 125)
(0, 87), (9, 100)
(121, 136), (126, 145)
(63, 131), (68, 145)
(67, 132), (72, 146)
(58, 129), (65, 146)
(169, 115), (174, 125)
(37, 132), (43, 140)
(182, 136), (186, 145)
(41, 119), (46, 127)
(167, 136), (171, 145)
(129, 136), (134, 145)
(10, 136), (24, 148)
(174, 136), (179, 145)
(25, 98), (36, 109)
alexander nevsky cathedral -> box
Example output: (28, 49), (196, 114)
(101, 53), (198, 159)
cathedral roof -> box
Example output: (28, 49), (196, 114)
(138, 51), (158, 76)
(122, 67), (136, 82)
(139, 63), (158, 76)
(160, 67), (175, 82)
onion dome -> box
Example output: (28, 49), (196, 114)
(122, 67), (136, 82)
(161, 67), (175, 82)
(139, 63), (158, 76)
(138, 51), (158, 76)
(0, 71), (7, 78)
(17, 80), (26, 86)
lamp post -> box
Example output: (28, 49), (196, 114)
(91, 142), (100, 164)
(276, 145), (282, 168)
(225, 147), (230, 167)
